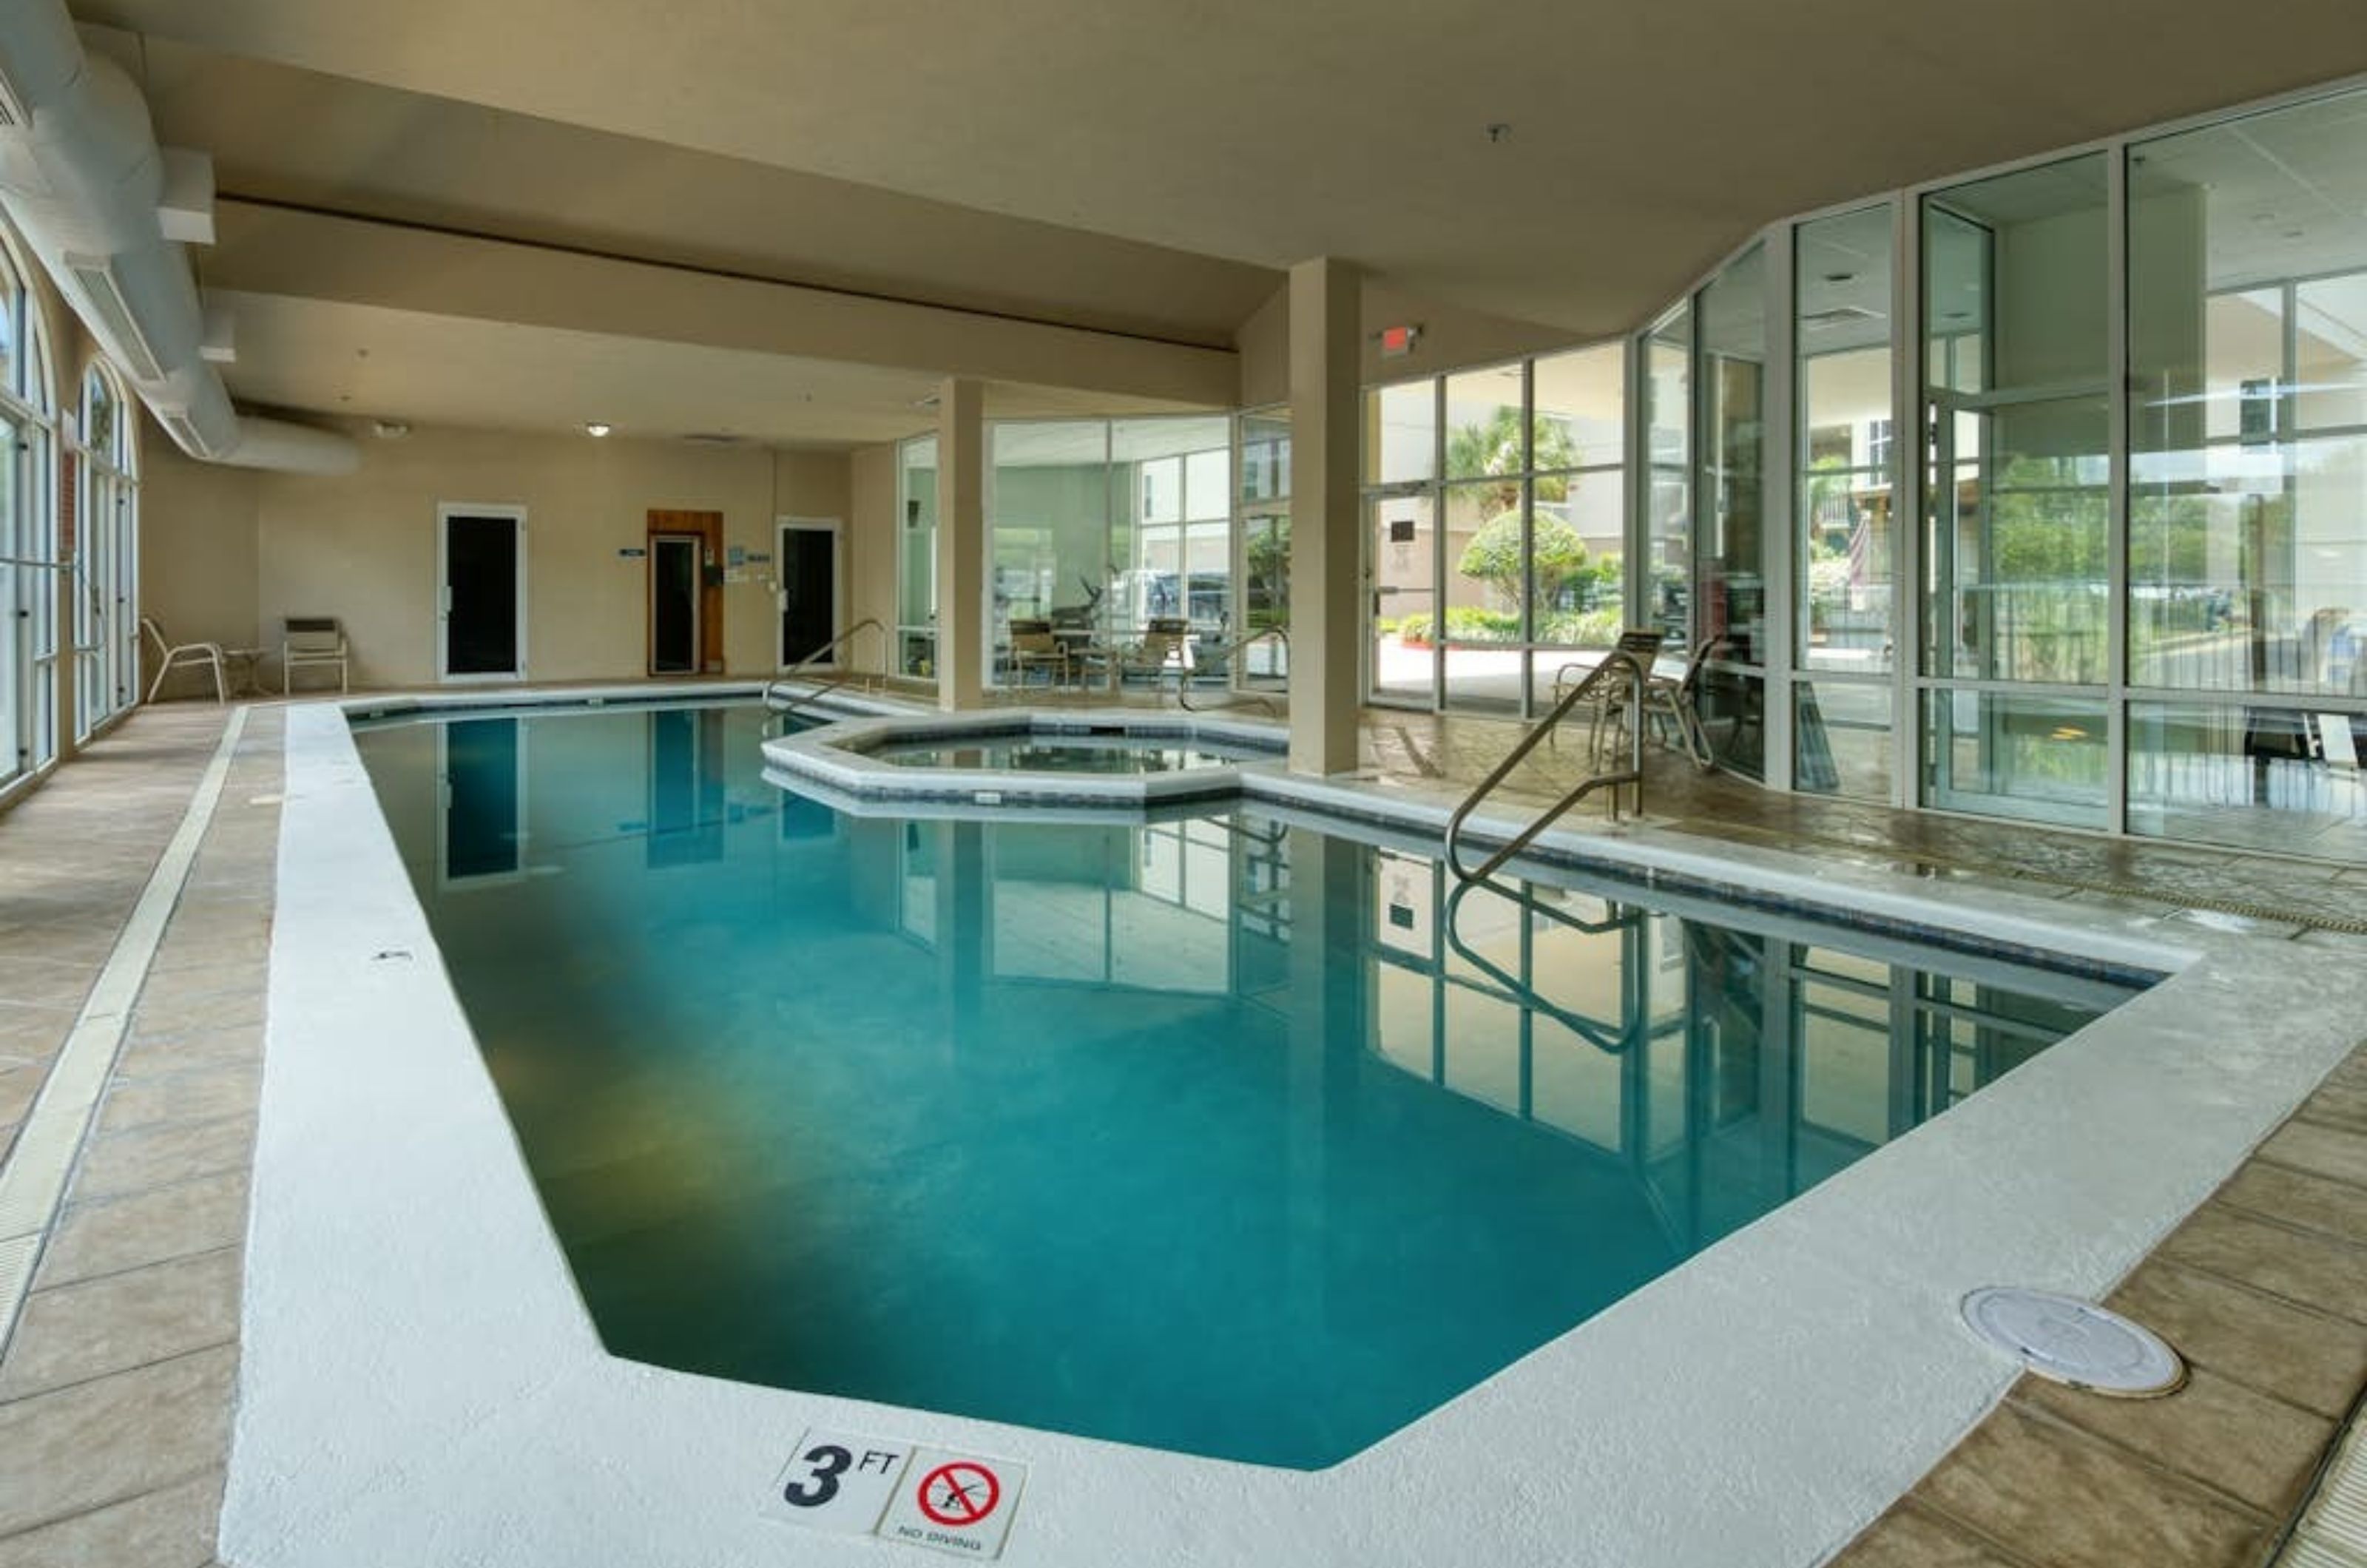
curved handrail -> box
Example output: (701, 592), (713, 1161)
(1174, 626), (1289, 714)
(763, 618), (885, 720)
(1444, 650), (1647, 885)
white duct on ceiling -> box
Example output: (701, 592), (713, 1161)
(0, 4), (357, 476)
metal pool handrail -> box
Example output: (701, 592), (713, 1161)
(1443, 649), (1647, 886)
(764, 618), (885, 721)
(1174, 626), (1289, 714)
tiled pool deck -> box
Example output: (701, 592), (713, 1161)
(0, 695), (2358, 1566)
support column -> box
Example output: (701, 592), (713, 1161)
(1287, 258), (1361, 774)
(934, 376), (985, 712)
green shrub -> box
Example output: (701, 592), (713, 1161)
(1388, 606), (1522, 645)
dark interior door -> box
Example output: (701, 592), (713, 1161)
(445, 513), (519, 677)
(780, 527), (837, 666)
(650, 535), (700, 675)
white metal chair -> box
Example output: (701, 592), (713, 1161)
(142, 615), (255, 703)
(1078, 618), (1192, 692)
(281, 616), (350, 694)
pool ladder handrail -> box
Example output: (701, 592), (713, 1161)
(764, 618), (886, 721)
(1443, 649), (1649, 886)
(1172, 626), (1289, 715)
(1442, 879), (1645, 1053)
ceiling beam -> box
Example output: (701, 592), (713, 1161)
(202, 199), (1240, 408)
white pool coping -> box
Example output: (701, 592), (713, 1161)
(226, 698), (2367, 1568)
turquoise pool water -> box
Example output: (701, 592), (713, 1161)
(354, 703), (2144, 1470)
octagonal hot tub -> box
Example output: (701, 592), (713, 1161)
(760, 709), (1289, 808)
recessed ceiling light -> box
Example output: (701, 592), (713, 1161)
(371, 419), (411, 439)
(584, 421), (612, 438)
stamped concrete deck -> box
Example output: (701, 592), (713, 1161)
(0, 694), (2357, 1566)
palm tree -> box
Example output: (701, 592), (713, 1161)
(1445, 408), (1580, 518)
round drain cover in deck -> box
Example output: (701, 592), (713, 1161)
(1960, 1287), (2185, 1398)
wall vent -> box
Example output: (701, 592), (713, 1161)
(62, 255), (166, 382)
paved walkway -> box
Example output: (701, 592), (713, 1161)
(0, 705), (281, 1567)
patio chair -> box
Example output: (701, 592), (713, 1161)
(1650, 636), (1728, 769)
(1004, 618), (1072, 689)
(1078, 618), (1192, 691)
(1549, 629), (1667, 758)
(142, 615), (259, 703)
(281, 616), (350, 694)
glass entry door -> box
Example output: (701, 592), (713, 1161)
(1370, 494), (1436, 706)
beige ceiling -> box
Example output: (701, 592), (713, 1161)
(216, 293), (1212, 448)
(74, 0), (2367, 337)
(107, 34), (1278, 350)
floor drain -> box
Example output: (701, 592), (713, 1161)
(1961, 1287), (2186, 1398)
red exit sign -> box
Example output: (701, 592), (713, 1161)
(1378, 323), (1421, 358)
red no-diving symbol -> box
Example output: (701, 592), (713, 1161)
(916, 1461), (1000, 1528)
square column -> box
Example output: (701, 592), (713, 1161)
(1287, 258), (1361, 774)
(934, 377), (985, 711)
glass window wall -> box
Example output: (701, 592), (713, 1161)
(1365, 346), (1628, 717)
(1643, 305), (1692, 646)
(985, 416), (1232, 692)
(2124, 89), (2367, 857)
(1920, 155), (2112, 827)
(1794, 205), (1898, 798)
(1695, 243), (1769, 777)
(1236, 409), (1290, 687)
(1, 254), (53, 790)
(75, 364), (136, 737)
(896, 435), (939, 678)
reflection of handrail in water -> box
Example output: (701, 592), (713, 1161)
(1173, 626), (1287, 714)
(763, 618), (886, 724)
(1204, 811), (1289, 850)
(1441, 876), (1643, 1054)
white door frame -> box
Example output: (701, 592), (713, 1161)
(776, 516), (844, 671)
(436, 502), (528, 683)
(647, 533), (703, 676)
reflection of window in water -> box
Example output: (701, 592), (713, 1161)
(985, 821), (1233, 993)
(1365, 875), (2128, 1248)
(899, 820), (936, 947)
(646, 708), (725, 868)
(441, 717), (521, 883)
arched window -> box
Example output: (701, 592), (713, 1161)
(0, 231), (58, 788)
(75, 358), (138, 739)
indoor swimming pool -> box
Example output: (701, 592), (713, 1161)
(351, 700), (2148, 1470)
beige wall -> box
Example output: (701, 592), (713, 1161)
(139, 433), (262, 654)
(141, 425), (862, 689)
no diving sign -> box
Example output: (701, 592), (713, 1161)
(766, 1428), (1026, 1560)
(880, 1450), (1025, 1558)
